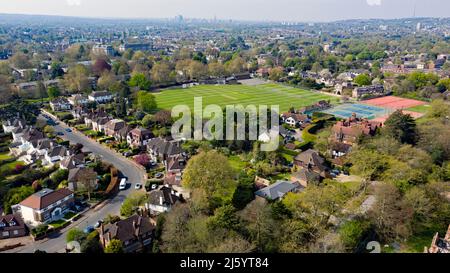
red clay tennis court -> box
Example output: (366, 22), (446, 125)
(362, 96), (427, 110)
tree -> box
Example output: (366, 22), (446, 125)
(207, 205), (240, 231)
(81, 230), (103, 253)
(10, 52), (32, 69)
(182, 150), (236, 206)
(153, 110), (172, 126)
(104, 239), (124, 253)
(136, 91), (157, 113)
(134, 153), (150, 167)
(36, 81), (47, 100)
(354, 74), (372, 86)
(225, 56), (246, 74)
(120, 191), (148, 217)
(339, 219), (370, 251)
(97, 71), (117, 90)
(368, 183), (413, 241)
(142, 114), (154, 128)
(64, 64), (91, 93)
(383, 110), (418, 145)
(188, 60), (207, 80)
(269, 67), (284, 81)
(151, 62), (173, 85)
(349, 149), (391, 180)
(66, 228), (86, 243)
(208, 62), (226, 77)
(3, 186), (34, 214)
(92, 59), (112, 76)
(231, 172), (255, 210)
(47, 86), (60, 99)
(129, 73), (152, 90)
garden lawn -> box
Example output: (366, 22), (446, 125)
(228, 155), (247, 171)
(154, 83), (338, 113)
(0, 160), (24, 173)
(0, 152), (13, 161)
(406, 104), (431, 114)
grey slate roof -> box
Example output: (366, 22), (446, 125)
(255, 180), (300, 200)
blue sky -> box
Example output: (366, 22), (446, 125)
(1, 0), (449, 22)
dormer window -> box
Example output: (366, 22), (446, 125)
(0, 222), (5, 227)
(9, 221), (16, 226)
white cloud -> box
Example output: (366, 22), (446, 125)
(67, 0), (82, 6)
(366, 0), (382, 6)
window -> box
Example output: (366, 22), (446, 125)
(2, 231), (9, 237)
(0, 222), (5, 227)
(9, 221), (16, 226)
(13, 230), (19, 235)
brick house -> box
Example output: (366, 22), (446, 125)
(0, 214), (27, 239)
(12, 188), (75, 227)
(99, 215), (156, 253)
(127, 127), (154, 148)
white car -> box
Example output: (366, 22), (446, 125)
(134, 183), (142, 190)
(119, 178), (127, 190)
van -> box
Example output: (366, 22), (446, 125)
(119, 178), (127, 190)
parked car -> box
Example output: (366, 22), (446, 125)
(94, 220), (103, 229)
(65, 128), (72, 132)
(119, 178), (127, 190)
(135, 183), (142, 190)
(84, 226), (95, 234)
(151, 184), (158, 190)
(56, 132), (64, 136)
(155, 172), (164, 179)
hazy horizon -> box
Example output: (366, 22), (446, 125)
(1, 0), (449, 23)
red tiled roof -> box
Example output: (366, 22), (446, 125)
(19, 188), (74, 210)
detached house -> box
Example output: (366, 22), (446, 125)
(68, 94), (89, 106)
(68, 167), (98, 193)
(127, 127), (153, 148)
(280, 112), (310, 127)
(294, 149), (329, 178)
(88, 90), (114, 104)
(146, 186), (184, 214)
(255, 180), (302, 201)
(104, 119), (129, 141)
(0, 214), (27, 239)
(147, 138), (184, 162)
(99, 215), (156, 253)
(84, 109), (111, 132)
(329, 113), (381, 160)
(60, 153), (85, 170)
(12, 188), (75, 226)
(50, 97), (72, 112)
(2, 118), (26, 134)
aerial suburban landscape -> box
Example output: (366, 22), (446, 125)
(0, 0), (449, 258)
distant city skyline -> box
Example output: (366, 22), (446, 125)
(1, 0), (449, 22)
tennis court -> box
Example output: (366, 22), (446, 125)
(323, 103), (389, 119)
(362, 96), (427, 110)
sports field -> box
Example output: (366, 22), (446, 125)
(154, 83), (338, 113)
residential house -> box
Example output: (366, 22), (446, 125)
(12, 188), (75, 226)
(147, 138), (184, 162)
(67, 167), (98, 192)
(84, 109), (111, 132)
(50, 98), (72, 112)
(127, 127), (153, 148)
(255, 180), (302, 201)
(280, 112), (310, 127)
(2, 118), (26, 134)
(99, 214), (156, 253)
(68, 94), (89, 106)
(44, 145), (70, 166)
(104, 119), (129, 141)
(352, 84), (386, 99)
(88, 91), (114, 104)
(291, 169), (321, 188)
(329, 113), (381, 160)
(293, 149), (329, 178)
(0, 214), (27, 239)
(166, 154), (187, 176)
(298, 100), (332, 114)
(145, 186), (184, 214)
(60, 153), (85, 170)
